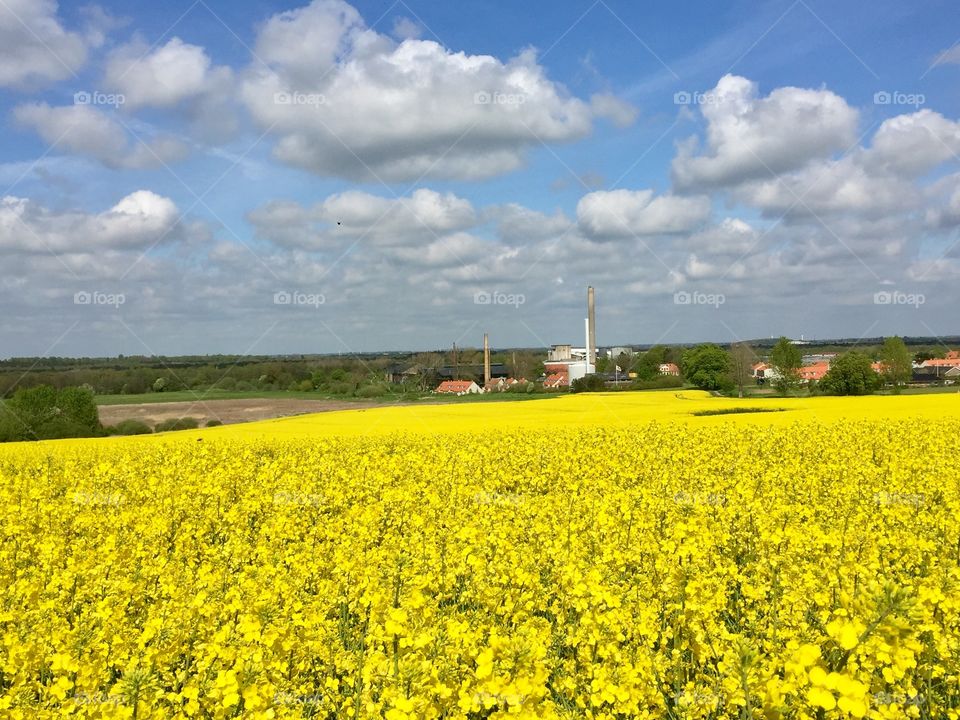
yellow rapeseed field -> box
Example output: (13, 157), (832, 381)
(1, 391), (959, 718)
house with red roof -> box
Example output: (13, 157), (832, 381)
(798, 362), (831, 382)
(435, 380), (481, 395)
(921, 357), (960, 368)
(658, 362), (680, 376)
(543, 372), (567, 389)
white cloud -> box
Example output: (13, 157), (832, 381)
(735, 154), (917, 219)
(590, 93), (638, 128)
(576, 189), (711, 238)
(104, 38), (226, 109)
(672, 74), (858, 190)
(487, 204), (572, 244)
(0, 0), (92, 88)
(868, 110), (960, 177)
(248, 188), (477, 250)
(0, 190), (180, 254)
(13, 103), (189, 169)
(241, 0), (628, 181)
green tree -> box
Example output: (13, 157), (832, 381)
(820, 352), (882, 395)
(680, 344), (732, 392)
(0, 385), (100, 441)
(635, 345), (668, 381)
(729, 342), (755, 398)
(769, 337), (802, 394)
(879, 336), (911, 390)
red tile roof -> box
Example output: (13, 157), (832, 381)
(543, 372), (567, 388)
(436, 380), (477, 393)
(799, 362), (830, 381)
(923, 357), (960, 367)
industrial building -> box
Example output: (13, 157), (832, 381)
(543, 287), (598, 388)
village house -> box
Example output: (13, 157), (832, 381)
(435, 380), (481, 395)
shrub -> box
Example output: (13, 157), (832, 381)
(0, 385), (101, 442)
(630, 375), (683, 390)
(571, 374), (606, 393)
(356, 385), (388, 398)
(155, 417), (200, 433)
(205, 419), (223, 428)
(107, 419), (153, 436)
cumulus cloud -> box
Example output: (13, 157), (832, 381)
(0, 0), (93, 88)
(867, 110), (960, 176)
(13, 103), (189, 169)
(241, 0), (631, 181)
(576, 189), (711, 238)
(104, 38), (231, 110)
(672, 74), (858, 190)
(249, 188), (477, 249)
(103, 37), (237, 140)
(0, 190), (180, 254)
(487, 204), (572, 244)
(735, 154), (917, 219)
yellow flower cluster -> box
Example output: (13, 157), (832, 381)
(1, 412), (959, 718)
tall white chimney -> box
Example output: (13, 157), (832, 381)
(587, 286), (596, 367)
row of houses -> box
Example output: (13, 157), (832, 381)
(435, 377), (528, 395)
(753, 349), (960, 384)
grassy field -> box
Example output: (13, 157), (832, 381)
(93, 388), (564, 407)
(94, 389), (356, 405)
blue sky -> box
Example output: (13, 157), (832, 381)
(1, 0), (959, 356)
